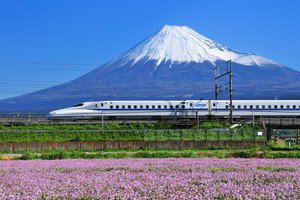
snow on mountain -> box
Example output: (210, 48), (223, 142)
(105, 25), (281, 70)
(0, 24), (298, 113)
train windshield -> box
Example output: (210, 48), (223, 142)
(73, 103), (84, 107)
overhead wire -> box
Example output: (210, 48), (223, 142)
(0, 66), (92, 71)
(0, 60), (299, 96)
(0, 60), (299, 69)
(0, 60), (101, 66)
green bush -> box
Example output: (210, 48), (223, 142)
(181, 151), (196, 158)
(70, 151), (83, 159)
(20, 152), (34, 160)
(232, 151), (251, 158)
(270, 151), (300, 158)
(135, 151), (152, 158)
(262, 151), (274, 159)
(243, 144), (260, 150)
(55, 150), (70, 159)
(0, 122), (268, 143)
(41, 150), (70, 160)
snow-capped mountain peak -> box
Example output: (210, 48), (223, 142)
(104, 25), (281, 70)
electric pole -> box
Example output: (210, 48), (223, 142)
(214, 60), (233, 124)
(228, 60), (233, 124)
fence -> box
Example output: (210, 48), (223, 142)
(0, 129), (265, 143)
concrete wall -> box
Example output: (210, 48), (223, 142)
(0, 140), (267, 151)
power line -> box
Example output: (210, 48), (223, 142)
(0, 79), (62, 83)
(0, 66), (91, 71)
(0, 60), (300, 67)
(0, 60), (101, 66)
(0, 83), (54, 87)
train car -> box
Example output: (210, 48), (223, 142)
(47, 100), (300, 120)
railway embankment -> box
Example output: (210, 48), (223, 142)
(0, 122), (267, 151)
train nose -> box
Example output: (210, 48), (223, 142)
(46, 111), (57, 118)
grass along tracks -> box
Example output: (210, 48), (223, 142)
(0, 123), (265, 142)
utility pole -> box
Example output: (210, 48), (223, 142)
(228, 60), (233, 124)
(101, 110), (104, 129)
(214, 60), (233, 124)
(215, 66), (219, 100)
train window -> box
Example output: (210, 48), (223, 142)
(73, 103), (84, 107)
(128, 105), (131, 109)
(238, 105), (241, 109)
(232, 105), (235, 109)
(244, 105), (247, 109)
(170, 105), (173, 109)
(250, 105), (253, 109)
(280, 105), (284, 109)
(146, 105), (149, 109)
(134, 105), (137, 109)
(176, 105), (179, 109)
(164, 105), (167, 109)
(256, 105), (259, 109)
(101, 103), (104, 107)
(225, 105), (229, 109)
(181, 102), (185, 104)
(110, 105), (113, 109)
(293, 105), (296, 109)
(213, 103), (216, 107)
(268, 105), (271, 109)
(274, 105), (277, 109)
(182, 105), (185, 109)
(152, 105), (155, 109)
(190, 103), (193, 107)
(262, 105), (265, 109)
(116, 105), (119, 109)
(95, 104), (98, 108)
(287, 105), (290, 109)
(158, 105), (161, 109)
(140, 105), (143, 109)
(122, 105), (125, 109)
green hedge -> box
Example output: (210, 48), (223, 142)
(0, 123), (265, 142)
(0, 129), (265, 143)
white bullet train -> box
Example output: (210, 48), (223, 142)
(47, 100), (300, 120)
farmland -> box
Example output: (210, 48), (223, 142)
(0, 158), (299, 199)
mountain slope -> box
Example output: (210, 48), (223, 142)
(0, 25), (299, 113)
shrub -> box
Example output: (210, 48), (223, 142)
(243, 144), (259, 150)
(70, 151), (83, 159)
(181, 151), (196, 158)
(262, 151), (274, 159)
(135, 151), (152, 158)
(55, 150), (70, 159)
(232, 151), (250, 158)
(270, 151), (300, 158)
(20, 152), (34, 160)
(40, 153), (52, 160)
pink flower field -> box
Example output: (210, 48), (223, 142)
(0, 158), (299, 199)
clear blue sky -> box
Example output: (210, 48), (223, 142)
(0, 0), (300, 99)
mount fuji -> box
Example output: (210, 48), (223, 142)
(1, 25), (300, 113)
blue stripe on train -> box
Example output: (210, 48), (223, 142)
(92, 108), (300, 111)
